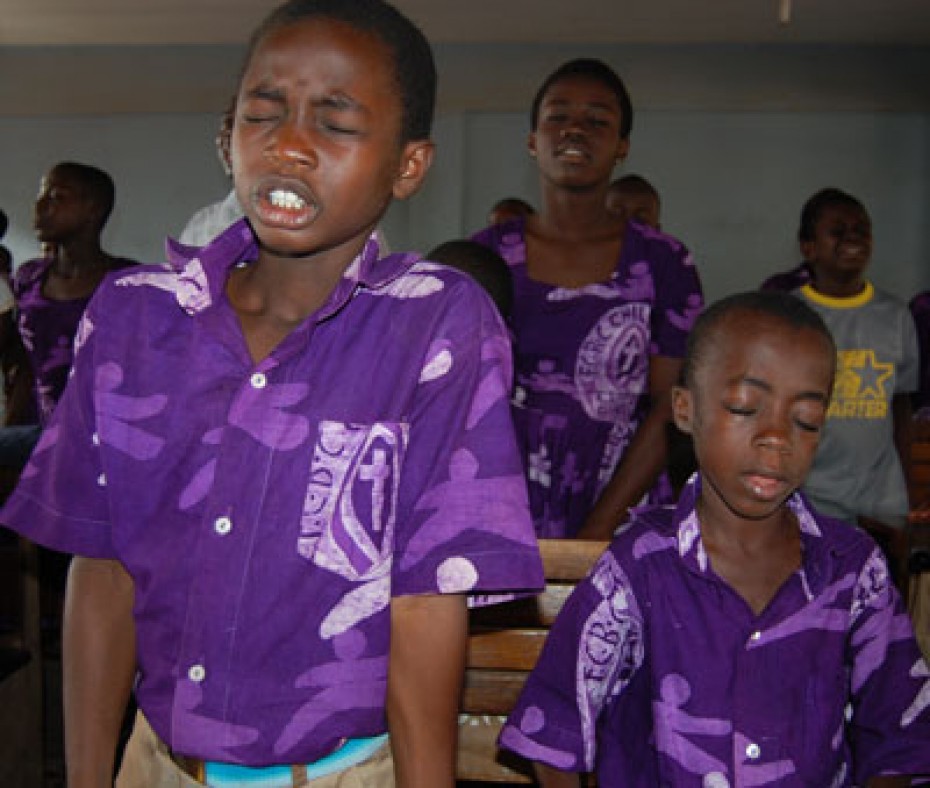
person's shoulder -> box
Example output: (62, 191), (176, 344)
(909, 290), (930, 316)
(626, 220), (689, 259)
(13, 257), (49, 288)
(470, 219), (525, 263)
(606, 504), (681, 568)
(399, 255), (504, 322)
(806, 505), (879, 563)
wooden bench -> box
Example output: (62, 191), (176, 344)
(456, 538), (607, 785)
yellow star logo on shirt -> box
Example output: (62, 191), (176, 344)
(848, 350), (894, 400)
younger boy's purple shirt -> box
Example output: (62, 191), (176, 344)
(2, 220), (544, 765)
(500, 475), (930, 786)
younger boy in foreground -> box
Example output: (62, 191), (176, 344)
(1, 1), (543, 786)
(500, 291), (930, 786)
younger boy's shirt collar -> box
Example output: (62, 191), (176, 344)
(164, 219), (418, 321)
(672, 473), (836, 599)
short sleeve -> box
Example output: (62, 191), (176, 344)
(846, 546), (930, 781)
(499, 546), (646, 773)
(390, 276), (543, 598)
(0, 288), (113, 557)
(647, 236), (704, 360)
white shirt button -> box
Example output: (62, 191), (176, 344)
(97, 473), (107, 487)
(214, 516), (232, 536)
(91, 432), (101, 446)
(250, 372), (267, 389)
(750, 630), (762, 641)
(188, 664), (206, 683)
(745, 742), (761, 760)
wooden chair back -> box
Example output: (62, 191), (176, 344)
(456, 538), (607, 784)
(909, 420), (930, 508)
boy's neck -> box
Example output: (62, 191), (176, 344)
(807, 273), (867, 300)
(51, 239), (112, 278)
(226, 240), (368, 363)
(697, 500), (802, 616)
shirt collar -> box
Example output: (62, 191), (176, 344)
(673, 473), (833, 597)
(164, 218), (420, 320)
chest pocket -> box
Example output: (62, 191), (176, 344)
(297, 420), (409, 584)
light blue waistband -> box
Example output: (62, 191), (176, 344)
(201, 734), (389, 787)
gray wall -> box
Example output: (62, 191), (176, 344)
(1, 43), (928, 304)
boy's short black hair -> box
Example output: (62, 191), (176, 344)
(682, 291), (835, 388)
(245, 0), (436, 142)
(0, 209), (7, 239)
(797, 188), (867, 243)
(427, 240), (513, 319)
(530, 58), (633, 139)
(52, 162), (116, 227)
(608, 174), (659, 203)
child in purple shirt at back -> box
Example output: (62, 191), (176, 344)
(1, 2), (543, 786)
(500, 291), (930, 787)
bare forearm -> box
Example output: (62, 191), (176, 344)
(387, 593), (467, 788)
(63, 556), (136, 788)
(577, 402), (669, 539)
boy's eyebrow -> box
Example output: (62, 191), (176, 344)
(243, 85), (285, 103)
(544, 97), (618, 114)
(740, 376), (830, 403)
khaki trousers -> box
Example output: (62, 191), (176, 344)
(116, 712), (395, 787)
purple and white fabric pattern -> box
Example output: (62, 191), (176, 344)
(472, 218), (703, 537)
(13, 255), (134, 424)
(2, 220), (543, 765)
(500, 475), (930, 786)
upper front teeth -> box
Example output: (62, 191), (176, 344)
(269, 189), (306, 210)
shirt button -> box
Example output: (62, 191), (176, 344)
(97, 473), (107, 487)
(91, 432), (100, 446)
(188, 664), (206, 683)
(214, 516), (232, 536)
(745, 742), (761, 760)
(250, 372), (267, 389)
(750, 630), (762, 641)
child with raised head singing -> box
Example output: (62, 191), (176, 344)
(499, 291), (930, 786)
(473, 59), (703, 540)
(792, 188), (918, 528)
(1, 1), (543, 786)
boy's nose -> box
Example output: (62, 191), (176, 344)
(266, 123), (317, 170)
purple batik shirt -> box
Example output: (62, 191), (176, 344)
(473, 219), (703, 538)
(500, 475), (930, 786)
(14, 255), (135, 424)
(2, 220), (544, 765)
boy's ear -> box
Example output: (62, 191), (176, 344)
(671, 386), (694, 435)
(799, 240), (814, 263)
(392, 141), (435, 201)
(614, 136), (630, 164)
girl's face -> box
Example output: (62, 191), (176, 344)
(801, 203), (872, 285)
(528, 75), (629, 191)
(231, 17), (432, 265)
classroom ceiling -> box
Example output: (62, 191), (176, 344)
(3, 0), (930, 46)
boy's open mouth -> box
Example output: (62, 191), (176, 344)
(252, 179), (318, 229)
